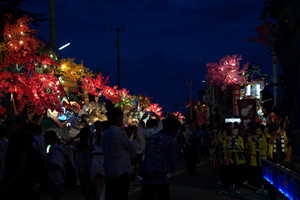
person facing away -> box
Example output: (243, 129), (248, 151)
(138, 111), (163, 146)
(139, 117), (181, 200)
(184, 119), (199, 176)
(1, 117), (36, 200)
(101, 108), (137, 200)
(44, 130), (66, 200)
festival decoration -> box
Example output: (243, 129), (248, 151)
(171, 111), (185, 122)
(144, 103), (162, 116)
(57, 58), (94, 82)
(0, 15), (167, 121)
(205, 54), (251, 90)
(192, 101), (207, 113)
(102, 86), (135, 110)
(80, 74), (109, 96)
(0, 15), (63, 114)
(0, 42), (7, 63)
(248, 21), (273, 47)
(136, 95), (151, 110)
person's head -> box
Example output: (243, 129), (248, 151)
(83, 97), (89, 105)
(94, 96), (99, 102)
(44, 130), (58, 145)
(33, 124), (43, 136)
(146, 118), (158, 129)
(162, 117), (181, 138)
(22, 122), (38, 136)
(230, 124), (239, 137)
(94, 121), (102, 131)
(106, 108), (124, 127)
(220, 128), (228, 136)
(267, 122), (280, 135)
(79, 127), (91, 142)
(252, 123), (264, 137)
(124, 124), (137, 137)
(4, 116), (23, 137)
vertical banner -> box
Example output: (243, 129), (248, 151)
(237, 99), (256, 127)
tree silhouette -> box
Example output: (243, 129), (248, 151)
(0, 0), (47, 35)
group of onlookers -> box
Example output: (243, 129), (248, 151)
(0, 104), (292, 200)
(178, 119), (292, 199)
(0, 107), (182, 200)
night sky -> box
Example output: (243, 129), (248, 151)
(22, 0), (273, 114)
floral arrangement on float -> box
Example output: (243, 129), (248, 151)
(186, 101), (207, 114)
(0, 15), (167, 124)
(205, 54), (251, 90)
(170, 111), (185, 123)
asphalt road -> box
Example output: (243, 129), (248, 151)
(40, 156), (281, 200)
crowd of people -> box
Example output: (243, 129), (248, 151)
(0, 105), (182, 200)
(178, 118), (292, 199)
(0, 100), (293, 200)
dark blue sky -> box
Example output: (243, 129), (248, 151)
(22, 0), (272, 114)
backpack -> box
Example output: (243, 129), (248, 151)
(55, 148), (77, 186)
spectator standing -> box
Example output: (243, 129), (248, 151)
(220, 124), (246, 194)
(198, 124), (211, 163)
(1, 117), (35, 200)
(75, 127), (94, 200)
(44, 130), (66, 200)
(139, 117), (181, 200)
(138, 112), (163, 154)
(101, 108), (137, 200)
(265, 122), (292, 200)
(184, 119), (199, 176)
(89, 142), (105, 200)
(246, 123), (268, 194)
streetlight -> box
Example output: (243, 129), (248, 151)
(58, 42), (71, 50)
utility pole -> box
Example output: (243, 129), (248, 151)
(186, 79), (193, 120)
(49, 0), (56, 52)
(111, 27), (124, 88)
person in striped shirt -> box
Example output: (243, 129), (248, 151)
(139, 117), (181, 200)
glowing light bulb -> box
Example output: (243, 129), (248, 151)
(44, 65), (47, 68)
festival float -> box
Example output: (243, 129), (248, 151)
(205, 54), (268, 127)
(0, 15), (184, 142)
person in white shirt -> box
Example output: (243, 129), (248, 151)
(89, 144), (105, 200)
(101, 108), (137, 200)
(44, 130), (66, 200)
(138, 112), (163, 154)
(79, 97), (90, 117)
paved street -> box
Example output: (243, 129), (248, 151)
(40, 156), (280, 200)
(128, 160), (269, 200)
